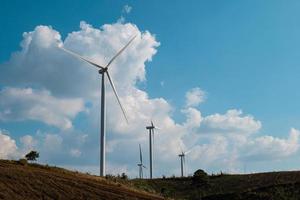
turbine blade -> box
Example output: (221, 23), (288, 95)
(151, 120), (161, 130)
(59, 46), (104, 69)
(179, 144), (184, 155)
(139, 144), (143, 163)
(152, 129), (155, 148)
(106, 71), (128, 123)
(105, 35), (137, 68)
(185, 147), (194, 155)
(185, 150), (192, 155)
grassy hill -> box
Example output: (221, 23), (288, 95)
(0, 160), (164, 200)
(132, 171), (300, 200)
(2, 159), (300, 200)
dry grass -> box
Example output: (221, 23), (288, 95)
(0, 160), (164, 200)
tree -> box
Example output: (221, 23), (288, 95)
(192, 169), (210, 199)
(25, 151), (39, 161)
(192, 169), (209, 186)
(121, 172), (128, 180)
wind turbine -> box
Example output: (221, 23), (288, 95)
(137, 144), (146, 179)
(178, 148), (192, 177)
(59, 35), (136, 176)
(146, 121), (159, 179)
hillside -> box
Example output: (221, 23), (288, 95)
(0, 160), (163, 200)
(2, 159), (300, 200)
(132, 171), (300, 200)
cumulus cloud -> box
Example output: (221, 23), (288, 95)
(182, 108), (202, 129)
(190, 135), (228, 164)
(20, 135), (37, 153)
(70, 149), (81, 157)
(0, 130), (18, 159)
(185, 87), (206, 107)
(242, 128), (300, 161)
(202, 109), (262, 134)
(0, 87), (85, 130)
(0, 21), (299, 176)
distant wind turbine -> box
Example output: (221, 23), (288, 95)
(146, 121), (159, 179)
(59, 35), (136, 176)
(137, 144), (146, 179)
(178, 148), (192, 177)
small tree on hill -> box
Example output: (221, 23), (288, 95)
(192, 169), (209, 186)
(25, 151), (39, 161)
(121, 172), (128, 180)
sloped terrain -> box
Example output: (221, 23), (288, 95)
(3, 159), (300, 200)
(0, 160), (164, 200)
(132, 171), (300, 200)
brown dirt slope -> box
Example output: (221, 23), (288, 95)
(0, 160), (164, 200)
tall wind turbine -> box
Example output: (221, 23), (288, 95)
(59, 35), (136, 176)
(137, 144), (146, 179)
(146, 121), (159, 179)
(178, 149), (192, 177)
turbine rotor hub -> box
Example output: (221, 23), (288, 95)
(98, 68), (108, 74)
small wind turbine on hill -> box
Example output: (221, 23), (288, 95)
(146, 121), (159, 179)
(178, 148), (192, 177)
(59, 35), (136, 176)
(137, 144), (146, 179)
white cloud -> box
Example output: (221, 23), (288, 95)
(0, 130), (18, 159)
(0, 21), (299, 177)
(242, 128), (300, 161)
(182, 107), (202, 129)
(0, 87), (85, 130)
(203, 109), (261, 134)
(185, 87), (206, 107)
(190, 135), (228, 164)
(20, 135), (37, 153)
(70, 149), (81, 157)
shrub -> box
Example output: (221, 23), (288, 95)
(121, 172), (128, 180)
(192, 169), (209, 186)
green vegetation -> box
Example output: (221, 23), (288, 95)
(131, 169), (300, 200)
(25, 150), (39, 161)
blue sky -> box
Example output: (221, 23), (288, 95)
(1, 0), (300, 177)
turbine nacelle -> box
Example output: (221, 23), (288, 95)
(178, 153), (185, 157)
(98, 68), (108, 74)
(146, 125), (155, 130)
(146, 120), (160, 130)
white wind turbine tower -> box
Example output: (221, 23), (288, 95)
(178, 148), (192, 177)
(59, 35), (136, 176)
(146, 121), (159, 179)
(137, 144), (146, 179)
